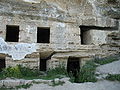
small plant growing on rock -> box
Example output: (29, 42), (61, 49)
(41, 65), (67, 80)
(94, 55), (119, 65)
(0, 65), (41, 79)
(106, 74), (120, 82)
(0, 65), (67, 80)
(2, 65), (22, 78)
(16, 83), (33, 89)
(69, 60), (98, 83)
(77, 61), (98, 83)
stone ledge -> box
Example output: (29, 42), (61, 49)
(0, 78), (69, 88)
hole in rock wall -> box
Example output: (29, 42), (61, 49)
(37, 27), (50, 43)
(6, 25), (19, 42)
(67, 57), (80, 78)
(39, 52), (55, 71)
(80, 25), (118, 45)
(40, 58), (47, 71)
(0, 58), (6, 71)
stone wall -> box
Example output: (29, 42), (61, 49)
(0, 0), (119, 70)
(82, 30), (111, 45)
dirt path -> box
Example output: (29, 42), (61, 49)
(20, 80), (120, 90)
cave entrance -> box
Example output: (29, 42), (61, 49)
(6, 25), (19, 42)
(39, 52), (55, 71)
(0, 58), (6, 71)
(37, 27), (50, 43)
(67, 57), (80, 77)
(40, 58), (47, 71)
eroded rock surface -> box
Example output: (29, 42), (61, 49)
(0, 37), (36, 60)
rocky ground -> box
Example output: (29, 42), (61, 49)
(19, 59), (120, 90)
(96, 60), (120, 75)
(20, 80), (120, 90)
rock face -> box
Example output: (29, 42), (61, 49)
(96, 59), (120, 75)
(0, 37), (36, 60)
(94, 0), (120, 19)
(0, 0), (119, 70)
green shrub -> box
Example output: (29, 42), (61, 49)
(16, 83), (33, 89)
(41, 66), (67, 80)
(69, 60), (98, 83)
(106, 74), (120, 81)
(2, 65), (22, 78)
(0, 65), (41, 79)
(0, 72), (4, 79)
(94, 55), (119, 65)
(0, 65), (67, 80)
(69, 72), (75, 83)
(78, 61), (98, 83)
(18, 65), (40, 77)
(78, 70), (97, 83)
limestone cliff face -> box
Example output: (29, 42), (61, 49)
(92, 0), (120, 19)
(21, 0), (120, 19)
(0, 0), (117, 26)
(0, 0), (119, 69)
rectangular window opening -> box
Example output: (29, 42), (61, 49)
(6, 25), (19, 42)
(37, 27), (50, 43)
(80, 26), (92, 45)
(80, 25), (117, 45)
